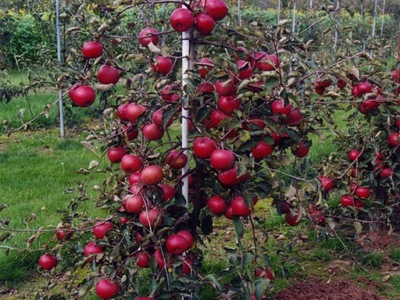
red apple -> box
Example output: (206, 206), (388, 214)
(139, 208), (161, 229)
(337, 77), (347, 89)
(251, 141), (273, 160)
(341, 194), (355, 207)
(177, 230), (194, 249)
(231, 196), (252, 216)
(215, 78), (237, 96)
(218, 166), (240, 186)
(97, 65), (120, 84)
(193, 136), (218, 159)
(55, 227), (73, 241)
(82, 41), (103, 59)
(292, 141), (310, 158)
(210, 149), (235, 170)
(284, 108), (303, 126)
(129, 172), (142, 185)
(107, 146), (128, 163)
(138, 27), (159, 47)
(207, 195), (227, 215)
(121, 154), (143, 173)
(207, 109), (230, 129)
(237, 60), (253, 79)
(152, 109), (174, 127)
(151, 56), (173, 75)
(124, 195), (145, 213)
(136, 251), (151, 268)
(166, 150), (188, 169)
(388, 132), (400, 147)
(39, 253), (58, 270)
(159, 184), (175, 201)
(154, 248), (165, 269)
(166, 234), (189, 255)
(95, 279), (119, 300)
(317, 175), (335, 192)
(71, 85), (96, 107)
(197, 82), (214, 93)
(348, 149), (361, 161)
(84, 241), (103, 257)
(201, 0), (229, 21)
(380, 167), (393, 178)
(93, 221), (114, 239)
(270, 99), (291, 115)
(355, 186), (371, 199)
(141, 165), (164, 185)
(255, 52), (280, 71)
(195, 12), (215, 35)
(125, 102), (147, 123)
(285, 211), (301, 226)
(160, 84), (180, 103)
(142, 123), (165, 140)
(218, 95), (241, 114)
(170, 8), (195, 32)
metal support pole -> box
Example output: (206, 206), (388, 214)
(56, 0), (65, 140)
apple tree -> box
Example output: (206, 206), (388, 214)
(26, 1), (398, 299)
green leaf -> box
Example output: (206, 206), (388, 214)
(204, 274), (222, 292)
(254, 278), (269, 300)
(233, 216), (244, 239)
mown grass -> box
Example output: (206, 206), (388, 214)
(0, 128), (108, 281)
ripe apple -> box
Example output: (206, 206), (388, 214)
(193, 136), (218, 159)
(292, 141), (310, 158)
(217, 95), (241, 114)
(84, 241), (103, 257)
(159, 184), (175, 201)
(121, 154), (143, 173)
(141, 165), (164, 185)
(39, 253), (58, 270)
(237, 60), (253, 79)
(285, 211), (301, 226)
(154, 248), (165, 269)
(117, 103), (129, 121)
(210, 149), (235, 170)
(207, 195), (227, 215)
(97, 65), (120, 84)
(195, 12), (215, 35)
(71, 85), (96, 107)
(55, 227), (73, 241)
(197, 82), (214, 94)
(207, 109), (230, 129)
(169, 8), (195, 32)
(181, 255), (193, 275)
(393, 69), (400, 83)
(142, 123), (165, 140)
(284, 108), (303, 126)
(254, 52), (280, 71)
(242, 118), (266, 131)
(68, 83), (80, 101)
(314, 82), (326, 95)
(356, 81), (373, 95)
(215, 78), (237, 96)
(93, 221), (114, 239)
(166, 234), (189, 255)
(136, 297), (154, 300)
(82, 41), (103, 59)
(337, 77), (347, 89)
(136, 251), (151, 268)
(139, 208), (161, 228)
(341, 194), (355, 207)
(388, 132), (400, 147)
(317, 175), (335, 192)
(160, 84), (180, 103)
(197, 58), (214, 78)
(251, 141), (274, 160)
(380, 167), (393, 178)
(129, 172), (142, 185)
(125, 102), (147, 123)
(231, 196), (252, 216)
(218, 166), (240, 186)
(224, 206), (234, 220)
(348, 149), (361, 161)
(152, 109), (174, 128)
(355, 186), (371, 199)
(95, 278), (119, 300)
(177, 230), (194, 249)
(201, 0), (229, 21)
(151, 56), (173, 75)
(124, 195), (145, 213)
(255, 267), (275, 281)
(166, 150), (188, 169)
(138, 27), (159, 47)
(270, 99), (291, 115)
(107, 146), (128, 163)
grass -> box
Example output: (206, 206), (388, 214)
(0, 129), (107, 281)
